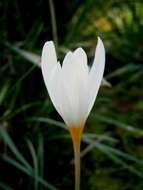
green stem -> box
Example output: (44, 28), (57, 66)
(73, 137), (81, 190)
(69, 126), (84, 190)
(48, 0), (58, 49)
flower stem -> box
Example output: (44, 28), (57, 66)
(73, 137), (81, 190)
(69, 126), (84, 190)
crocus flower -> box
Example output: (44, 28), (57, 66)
(41, 37), (105, 190)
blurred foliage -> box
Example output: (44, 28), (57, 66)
(0, 0), (143, 189)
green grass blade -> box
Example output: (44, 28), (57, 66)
(83, 136), (143, 178)
(0, 181), (14, 190)
(2, 154), (32, 175)
(2, 101), (41, 120)
(0, 126), (32, 172)
(5, 42), (40, 66)
(92, 113), (143, 136)
(26, 117), (66, 130)
(7, 65), (36, 96)
(27, 140), (39, 190)
(2, 154), (58, 190)
(99, 143), (143, 165)
(37, 134), (44, 190)
(106, 64), (141, 79)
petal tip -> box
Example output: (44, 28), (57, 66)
(43, 41), (54, 49)
(96, 36), (105, 57)
(41, 40), (57, 70)
(73, 47), (86, 57)
(97, 36), (104, 46)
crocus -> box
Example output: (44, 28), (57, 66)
(41, 37), (105, 190)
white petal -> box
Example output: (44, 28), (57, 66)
(41, 41), (64, 119)
(87, 37), (105, 116)
(61, 48), (89, 127)
(41, 41), (57, 87)
(44, 60), (75, 127)
(62, 48), (88, 75)
(48, 66), (76, 127)
(44, 62), (63, 115)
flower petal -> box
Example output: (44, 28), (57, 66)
(44, 61), (74, 126)
(41, 41), (57, 87)
(62, 48), (88, 75)
(41, 42), (64, 119)
(44, 62), (62, 113)
(61, 48), (89, 127)
(87, 37), (105, 116)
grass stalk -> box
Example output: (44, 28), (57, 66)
(48, 0), (58, 49)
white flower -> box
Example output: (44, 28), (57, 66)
(41, 37), (105, 128)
